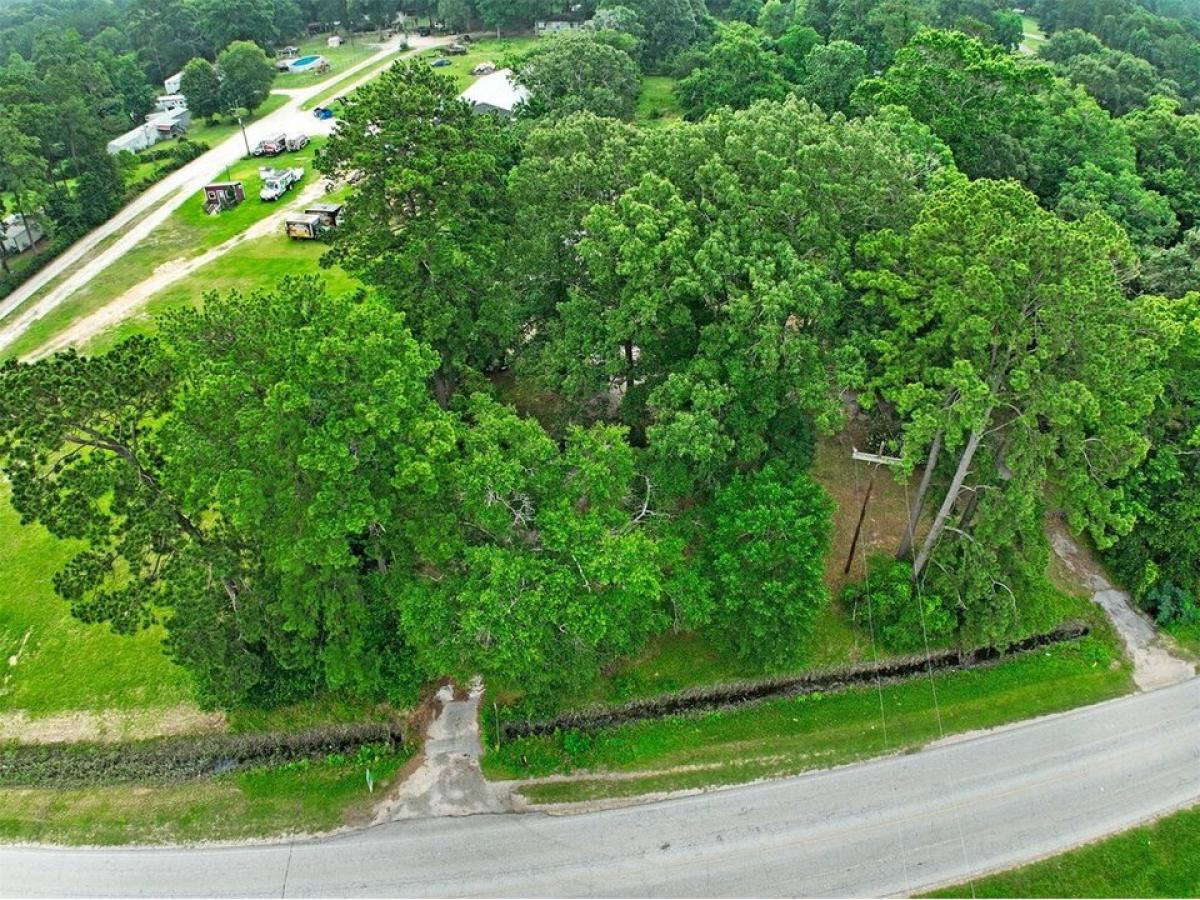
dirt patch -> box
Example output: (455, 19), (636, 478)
(0, 705), (226, 745)
(1048, 521), (1194, 691)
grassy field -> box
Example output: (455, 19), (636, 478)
(635, 76), (683, 126)
(84, 233), (359, 355)
(1020, 14), (1047, 53)
(0, 745), (412, 845)
(927, 803), (1200, 898)
(0, 483), (192, 717)
(488, 621), (1132, 802)
(3, 138), (329, 360)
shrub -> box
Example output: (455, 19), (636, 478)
(0, 721), (403, 787)
(1147, 582), (1200, 629)
(842, 554), (956, 653)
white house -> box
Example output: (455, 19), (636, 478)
(164, 70), (184, 94)
(106, 107), (192, 155)
(459, 68), (529, 117)
(0, 213), (44, 254)
(535, 20), (584, 34)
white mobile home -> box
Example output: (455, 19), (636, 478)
(0, 213), (44, 254)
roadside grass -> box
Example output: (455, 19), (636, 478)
(272, 34), (379, 89)
(926, 803), (1200, 898)
(418, 36), (541, 93)
(82, 234), (359, 355)
(3, 138), (328, 360)
(0, 483), (192, 716)
(0, 745), (412, 845)
(183, 93), (290, 149)
(491, 623), (1132, 802)
(635, 76), (682, 126)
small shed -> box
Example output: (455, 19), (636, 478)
(328, 34), (342, 47)
(286, 212), (324, 239)
(305, 202), (343, 227)
(203, 181), (245, 213)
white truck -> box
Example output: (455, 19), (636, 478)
(259, 166), (304, 201)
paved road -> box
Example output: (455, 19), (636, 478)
(0, 35), (447, 356)
(2, 679), (1196, 898)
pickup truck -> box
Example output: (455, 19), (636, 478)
(285, 133), (309, 151)
(259, 166), (304, 201)
(253, 133), (288, 156)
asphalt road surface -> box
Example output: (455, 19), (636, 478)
(2, 679), (1197, 898)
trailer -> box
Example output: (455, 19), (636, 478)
(286, 133), (309, 151)
(259, 166), (304, 201)
(202, 181), (245, 213)
(285, 212), (324, 239)
(304, 202), (343, 227)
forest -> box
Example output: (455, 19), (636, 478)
(0, 0), (1198, 716)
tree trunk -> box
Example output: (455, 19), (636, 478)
(898, 428), (942, 560)
(913, 422), (986, 580)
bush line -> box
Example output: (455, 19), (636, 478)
(0, 721), (403, 787)
(501, 622), (1091, 740)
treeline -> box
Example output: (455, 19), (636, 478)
(1, 0), (1197, 713)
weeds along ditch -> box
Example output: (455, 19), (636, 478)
(0, 721), (405, 787)
(496, 622), (1091, 741)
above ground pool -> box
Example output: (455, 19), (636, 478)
(288, 55), (325, 73)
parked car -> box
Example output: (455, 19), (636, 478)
(313, 106), (334, 120)
(285, 133), (309, 151)
(430, 56), (451, 67)
(446, 42), (467, 55)
(259, 166), (304, 201)
(417, 25), (432, 36)
(252, 133), (288, 156)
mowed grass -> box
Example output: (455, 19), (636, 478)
(926, 803), (1200, 898)
(84, 232), (360, 354)
(180, 92), (290, 151)
(0, 483), (192, 716)
(491, 626), (1132, 802)
(4, 138), (329, 360)
(635, 76), (683, 126)
(0, 746), (412, 845)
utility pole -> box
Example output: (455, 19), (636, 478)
(844, 445), (903, 575)
(235, 111), (252, 158)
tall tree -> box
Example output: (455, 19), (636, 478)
(217, 40), (275, 115)
(853, 179), (1167, 639)
(318, 60), (518, 405)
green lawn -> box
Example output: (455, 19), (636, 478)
(486, 605), (1132, 802)
(84, 232), (360, 355)
(0, 483), (192, 716)
(0, 744), (412, 845)
(635, 76), (683, 127)
(184, 92), (290, 151)
(272, 33), (379, 89)
(927, 804), (1200, 898)
(3, 138), (329, 360)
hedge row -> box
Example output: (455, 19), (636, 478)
(0, 721), (403, 787)
(501, 622), (1091, 740)
(124, 139), (211, 198)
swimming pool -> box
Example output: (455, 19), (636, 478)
(288, 55), (326, 73)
